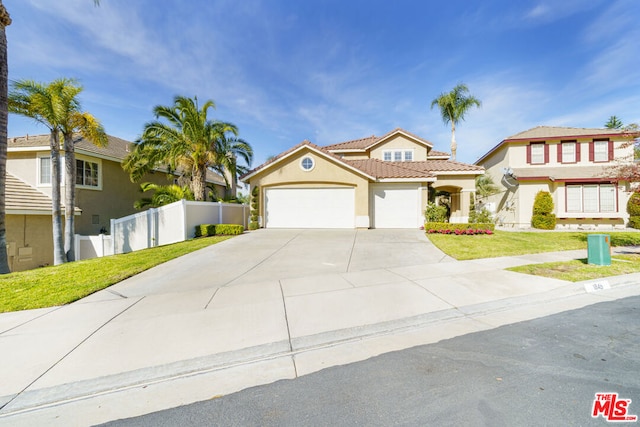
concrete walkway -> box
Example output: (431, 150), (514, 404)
(0, 229), (639, 426)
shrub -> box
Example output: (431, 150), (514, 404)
(250, 186), (260, 229)
(425, 202), (448, 223)
(469, 207), (493, 224)
(425, 222), (495, 233)
(628, 192), (640, 216)
(531, 191), (556, 230)
(195, 224), (244, 237)
(248, 222), (259, 231)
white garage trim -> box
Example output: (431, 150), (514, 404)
(371, 184), (422, 228)
(265, 187), (355, 228)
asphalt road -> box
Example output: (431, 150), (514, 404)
(99, 295), (640, 427)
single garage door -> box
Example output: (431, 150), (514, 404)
(372, 184), (421, 228)
(265, 188), (355, 228)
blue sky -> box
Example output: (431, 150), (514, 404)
(6, 0), (640, 167)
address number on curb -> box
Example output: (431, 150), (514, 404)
(585, 281), (611, 293)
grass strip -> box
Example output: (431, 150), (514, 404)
(507, 254), (640, 282)
(0, 235), (232, 313)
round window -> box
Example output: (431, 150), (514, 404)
(300, 156), (314, 171)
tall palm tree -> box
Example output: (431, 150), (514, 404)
(124, 96), (252, 201)
(8, 78), (106, 264)
(211, 126), (253, 200)
(431, 83), (481, 161)
(605, 116), (623, 129)
(0, 1), (10, 273)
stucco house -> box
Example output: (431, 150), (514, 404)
(241, 128), (484, 229)
(6, 134), (227, 271)
(475, 126), (638, 229)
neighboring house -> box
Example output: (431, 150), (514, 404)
(6, 134), (227, 271)
(475, 126), (638, 229)
(241, 128), (484, 229)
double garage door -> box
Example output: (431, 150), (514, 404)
(264, 185), (421, 229)
(265, 188), (355, 228)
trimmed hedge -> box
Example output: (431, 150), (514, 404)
(531, 191), (556, 230)
(195, 224), (244, 237)
(628, 192), (640, 229)
(425, 222), (495, 233)
(629, 216), (640, 230)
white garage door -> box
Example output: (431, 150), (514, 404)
(265, 188), (355, 228)
(372, 184), (421, 228)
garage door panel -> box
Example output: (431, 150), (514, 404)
(372, 185), (420, 228)
(266, 188), (355, 228)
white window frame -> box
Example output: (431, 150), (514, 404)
(37, 154), (52, 186)
(530, 143), (545, 165)
(382, 149), (415, 162)
(562, 142), (576, 163)
(566, 183), (617, 213)
(75, 156), (102, 190)
(299, 156), (315, 172)
(593, 140), (608, 162)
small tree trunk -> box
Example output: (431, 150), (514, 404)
(450, 122), (457, 162)
(192, 166), (207, 201)
(50, 131), (66, 265)
(63, 132), (76, 261)
(0, 2), (11, 274)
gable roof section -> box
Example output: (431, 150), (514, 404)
(475, 126), (636, 165)
(5, 172), (80, 215)
(240, 140), (376, 181)
(324, 128), (435, 153)
(402, 160), (485, 175)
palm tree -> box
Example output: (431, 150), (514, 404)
(605, 116), (623, 129)
(8, 78), (106, 264)
(124, 96), (252, 201)
(134, 182), (194, 209)
(431, 83), (481, 161)
(0, 1), (10, 273)
(211, 126), (253, 200)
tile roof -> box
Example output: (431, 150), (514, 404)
(505, 126), (628, 141)
(343, 159), (436, 179)
(5, 172), (79, 214)
(324, 128), (435, 151)
(427, 150), (450, 158)
(402, 160), (484, 173)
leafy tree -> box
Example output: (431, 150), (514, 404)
(123, 96), (251, 201)
(9, 78), (106, 263)
(424, 202), (449, 223)
(431, 83), (481, 161)
(134, 182), (194, 209)
(0, 1), (9, 273)
(475, 173), (499, 199)
(605, 116), (623, 129)
(210, 126), (252, 200)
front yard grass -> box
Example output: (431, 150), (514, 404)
(0, 235), (232, 313)
(508, 254), (640, 282)
(426, 231), (640, 260)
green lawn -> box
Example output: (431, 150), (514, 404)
(426, 231), (640, 260)
(0, 235), (232, 313)
(508, 254), (640, 282)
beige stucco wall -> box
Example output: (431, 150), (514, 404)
(247, 148), (371, 222)
(6, 214), (54, 272)
(369, 135), (429, 161)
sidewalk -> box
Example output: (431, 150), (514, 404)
(0, 243), (639, 426)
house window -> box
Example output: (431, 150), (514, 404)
(566, 184), (616, 213)
(383, 150), (414, 162)
(76, 159), (99, 187)
(530, 143), (545, 164)
(300, 156), (314, 171)
(561, 141), (577, 163)
(39, 157), (51, 185)
(593, 140), (609, 162)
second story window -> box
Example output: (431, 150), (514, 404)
(76, 159), (99, 187)
(529, 143), (546, 164)
(561, 141), (578, 163)
(39, 157), (51, 185)
(383, 149), (414, 162)
(592, 140), (611, 162)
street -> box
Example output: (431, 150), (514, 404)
(100, 295), (640, 426)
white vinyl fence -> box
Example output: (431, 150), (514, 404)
(75, 200), (249, 260)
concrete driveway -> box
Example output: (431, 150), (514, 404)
(101, 229), (454, 297)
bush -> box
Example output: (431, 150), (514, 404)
(531, 191), (556, 230)
(627, 192), (640, 216)
(425, 222), (495, 233)
(425, 202), (448, 223)
(469, 207), (493, 224)
(250, 186), (260, 229)
(195, 224), (244, 237)
(629, 216), (640, 230)
(248, 222), (259, 231)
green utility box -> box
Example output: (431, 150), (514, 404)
(587, 234), (611, 266)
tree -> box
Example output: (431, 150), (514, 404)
(475, 173), (499, 199)
(124, 96), (251, 201)
(431, 83), (481, 161)
(605, 116), (623, 129)
(134, 182), (194, 209)
(531, 191), (556, 230)
(211, 127), (253, 200)
(8, 78), (106, 264)
(0, 1), (10, 273)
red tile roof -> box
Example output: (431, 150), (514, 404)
(402, 160), (484, 173)
(343, 159), (436, 179)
